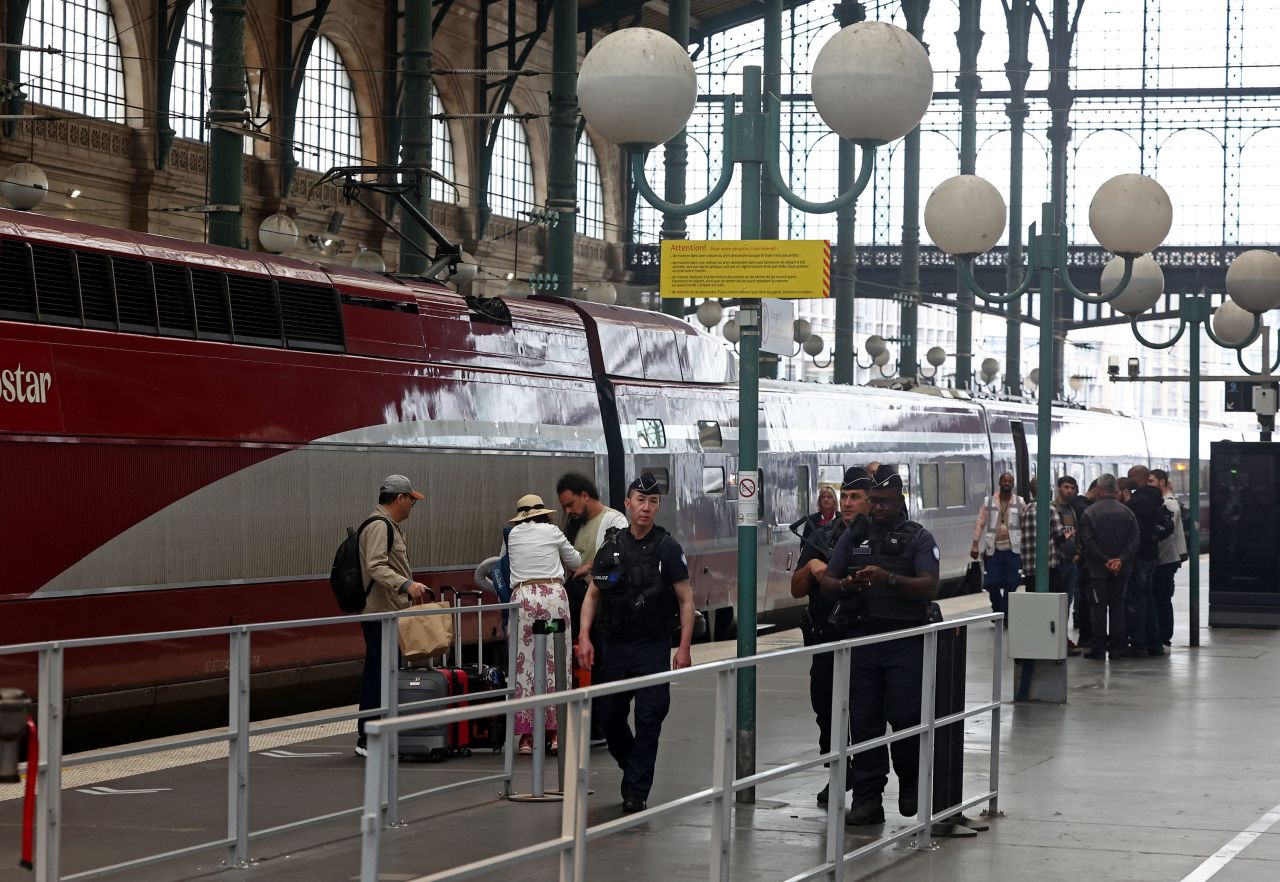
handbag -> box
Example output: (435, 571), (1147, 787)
(397, 601), (454, 663)
(963, 560), (983, 594)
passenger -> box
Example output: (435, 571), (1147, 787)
(506, 494), (582, 756)
(789, 467), (871, 806)
(1021, 498), (1078, 654)
(576, 472), (695, 813)
(818, 467), (941, 826)
(1150, 469), (1188, 647)
(1124, 465), (1166, 657)
(355, 475), (429, 758)
(1079, 474), (1140, 660)
(801, 486), (839, 539)
(1054, 476), (1090, 649)
(970, 472), (1029, 624)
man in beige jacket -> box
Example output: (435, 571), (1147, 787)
(356, 474), (428, 757)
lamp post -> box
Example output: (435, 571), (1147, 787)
(927, 172), (1172, 608)
(579, 21), (932, 799)
(1111, 250), (1279, 645)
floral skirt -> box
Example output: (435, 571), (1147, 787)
(513, 581), (572, 735)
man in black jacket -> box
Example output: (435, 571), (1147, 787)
(1079, 474), (1140, 660)
(1125, 466), (1167, 657)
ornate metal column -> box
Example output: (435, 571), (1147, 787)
(1002, 0), (1032, 395)
(831, 1), (866, 386)
(546, 0), (579, 296)
(660, 0), (691, 319)
(898, 0), (929, 376)
(954, 0), (983, 388)
(208, 0), (246, 248)
(398, 0), (434, 274)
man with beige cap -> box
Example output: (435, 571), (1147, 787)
(506, 493), (582, 755)
(355, 474), (429, 758)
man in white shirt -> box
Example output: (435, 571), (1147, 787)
(506, 494), (582, 755)
(1150, 469), (1188, 647)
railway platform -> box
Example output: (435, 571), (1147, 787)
(3, 560), (1280, 882)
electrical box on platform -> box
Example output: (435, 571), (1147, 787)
(1007, 591), (1067, 660)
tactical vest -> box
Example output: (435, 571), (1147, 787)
(593, 525), (678, 640)
(861, 514), (931, 625)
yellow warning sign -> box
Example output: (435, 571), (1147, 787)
(659, 239), (831, 299)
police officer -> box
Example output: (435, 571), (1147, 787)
(818, 466), (940, 826)
(789, 467), (871, 806)
(576, 472), (695, 813)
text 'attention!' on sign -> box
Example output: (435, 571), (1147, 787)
(659, 240), (831, 299)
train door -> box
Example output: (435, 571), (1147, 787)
(1011, 420), (1032, 501)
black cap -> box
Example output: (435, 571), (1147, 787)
(627, 471), (663, 495)
(841, 466), (872, 490)
(870, 466), (903, 491)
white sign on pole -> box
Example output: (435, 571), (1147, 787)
(736, 469), (760, 527)
(759, 298), (796, 356)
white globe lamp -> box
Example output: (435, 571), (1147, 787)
(578, 29), (697, 148)
(1212, 299), (1256, 346)
(257, 213), (298, 254)
(803, 335), (825, 357)
(1088, 174), (1173, 256)
(1101, 253), (1164, 316)
(1028, 368), (1041, 387)
(811, 21), (933, 145)
(1226, 249), (1280, 314)
(1, 162), (48, 210)
(585, 281), (618, 305)
(723, 319), (740, 344)
(926, 346), (947, 367)
(696, 300), (724, 329)
(351, 247), (386, 273)
(925, 175), (1007, 256)
(1069, 375), (1085, 393)
(980, 357), (1000, 380)
(792, 319), (812, 344)
(873, 349), (892, 367)
(865, 335), (887, 359)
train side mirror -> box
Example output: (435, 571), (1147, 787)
(0, 688), (31, 783)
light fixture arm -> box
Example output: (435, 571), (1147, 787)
(957, 250), (1035, 304)
(1203, 307), (1261, 349)
(1236, 328), (1280, 376)
(630, 97), (736, 217)
(1057, 236), (1135, 304)
(810, 351), (834, 368)
(764, 94), (877, 214)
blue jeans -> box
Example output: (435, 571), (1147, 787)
(983, 549), (1022, 617)
(1058, 559), (1079, 618)
(358, 621), (404, 738)
(1126, 558), (1160, 651)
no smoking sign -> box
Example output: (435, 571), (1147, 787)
(736, 470), (760, 527)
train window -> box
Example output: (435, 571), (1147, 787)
(30, 243), (81, 325)
(703, 466), (726, 495)
(697, 420), (723, 448)
(227, 274), (283, 346)
(153, 263), (197, 338)
(796, 465), (810, 515)
(943, 463), (966, 507)
(279, 281), (345, 352)
(191, 268), (232, 341)
(76, 251), (117, 329)
(1070, 462), (1085, 487)
(897, 464), (911, 509)
(818, 465), (843, 488)
(111, 257), (159, 333)
(0, 238), (36, 319)
(636, 419), (666, 448)
(919, 464), (939, 509)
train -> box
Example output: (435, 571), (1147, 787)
(0, 207), (1241, 748)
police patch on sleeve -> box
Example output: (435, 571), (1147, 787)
(681, 553), (687, 566)
(932, 545), (941, 561)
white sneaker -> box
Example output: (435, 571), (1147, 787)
(354, 739), (368, 758)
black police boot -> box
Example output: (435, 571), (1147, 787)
(845, 800), (885, 826)
(622, 796), (647, 813)
(816, 783), (830, 806)
(898, 786), (918, 817)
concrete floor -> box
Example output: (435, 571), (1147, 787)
(4, 560), (1280, 881)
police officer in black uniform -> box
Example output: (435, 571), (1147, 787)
(789, 467), (871, 806)
(576, 472), (695, 813)
(819, 466), (941, 826)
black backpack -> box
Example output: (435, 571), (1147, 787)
(1150, 503), (1176, 543)
(329, 516), (394, 613)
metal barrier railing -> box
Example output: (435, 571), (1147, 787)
(1, 600), (520, 882)
(359, 612), (1004, 882)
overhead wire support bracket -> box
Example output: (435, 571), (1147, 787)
(310, 165), (462, 281)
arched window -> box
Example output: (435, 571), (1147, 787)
(169, 0), (212, 142)
(430, 91), (456, 204)
(296, 36), (363, 172)
(576, 135), (604, 238)
(488, 103), (533, 220)
(20, 0), (125, 121)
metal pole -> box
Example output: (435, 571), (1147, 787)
(359, 727), (386, 882)
(1034, 203), (1055, 591)
(660, 0), (691, 319)
(226, 628), (251, 867)
(546, 0), (579, 298)
(709, 667), (737, 882)
(35, 647), (63, 882)
(914, 631), (938, 850)
(381, 616), (400, 826)
(207, 0), (246, 248)
(825, 646), (852, 880)
(1003, 0), (1032, 395)
(1189, 302), (1203, 647)
(398, 0), (433, 274)
(503, 608), (519, 795)
(899, 0), (928, 378)
(558, 697), (591, 882)
(735, 66), (764, 805)
(955, 0), (984, 389)
(1045, 0), (1076, 398)
(831, 2), (865, 386)
(532, 630), (548, 798)
(987, 622), (1003, 816)
(553, 628), (569, 792)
